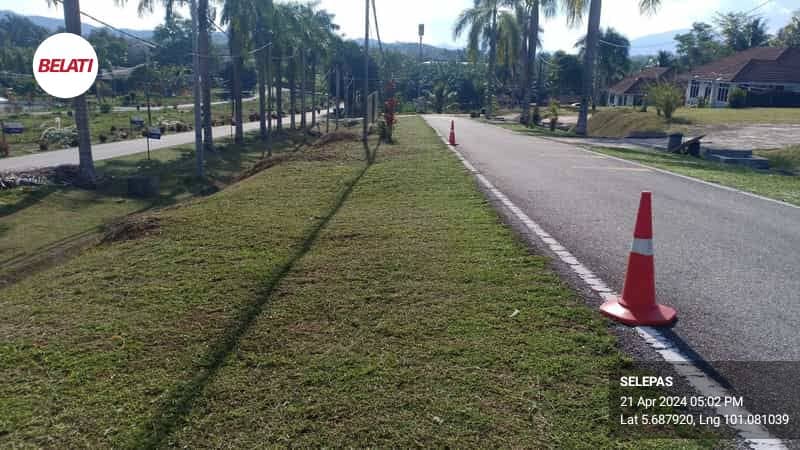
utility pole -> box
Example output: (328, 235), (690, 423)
(363, 0), (370, 157)
(417, 24), (424, 108)
(335, 66), (340, 130)
(190, 0), (203, 177)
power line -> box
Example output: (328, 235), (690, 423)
(745, 0), (774, 15)
(51, 0), (159, 48)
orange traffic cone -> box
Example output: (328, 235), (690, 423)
(448, 120), (457, 146)
(599, 192), (677, 327)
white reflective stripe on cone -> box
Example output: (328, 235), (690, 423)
(631, 238), (654, 256)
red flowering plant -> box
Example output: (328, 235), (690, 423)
(380, 80), (398, 143)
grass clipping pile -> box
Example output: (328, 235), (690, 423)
(102, 215), (162, 244)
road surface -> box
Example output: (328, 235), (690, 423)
(0, 111), (323, 172)
(424, 116), (800, 438)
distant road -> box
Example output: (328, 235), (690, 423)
(112, 96), (258, 112)
(0, 111), (322, 172)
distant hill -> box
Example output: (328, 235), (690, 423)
(629, 29), (688, 56)
(0, 10), (227, 45)
(356, 39), (466, 62)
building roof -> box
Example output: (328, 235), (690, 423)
(608, 67), (673, 95)
(689, 47), (800, 84)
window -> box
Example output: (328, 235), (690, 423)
(717, 83), (730, 103)
(704, 86), (712, 100)
(690, 81), (700, 98)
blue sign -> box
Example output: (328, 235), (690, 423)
(147, 127), (161, 140)
(130, 117), (145, 127)
(2, 122), (24, 134)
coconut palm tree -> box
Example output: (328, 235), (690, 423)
(454, 0), (510, 118)
(47, 0), (96, 186)
(564, 0), (661, 135)
(513, 0), (557, 125)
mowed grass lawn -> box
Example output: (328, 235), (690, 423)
(1, 117), (719, 447)
(0, 130), (309, 286)
(588, 107), (800, 138)
(589, 146), (800, 206)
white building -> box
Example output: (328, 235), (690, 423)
(685, 47), (800, 108)
(607, 67), (676, 107)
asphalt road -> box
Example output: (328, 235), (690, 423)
(424, 116), (800, 435)
(0, 111), (322, 172)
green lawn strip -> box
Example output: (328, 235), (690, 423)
(489, 119), (578, 138)
(590, 146), (800, 206)
(0, 130), (308, 274)
(0, 139), (367, 447)
(167, 117), (719, 448)
(755, 145), (800, 174)
(587, 108), (800, 139)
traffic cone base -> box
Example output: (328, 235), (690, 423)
(599, 297), (676, 327)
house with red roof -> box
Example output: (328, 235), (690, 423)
(607, 66), (676, 107)
(685, 47), (800, 107)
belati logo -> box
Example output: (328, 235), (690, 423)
(33, 33), (98, 99)
(37, 58), (95, 73)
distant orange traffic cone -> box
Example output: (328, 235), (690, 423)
(448, 120), (457, 146)
(599, 192), (677, 327)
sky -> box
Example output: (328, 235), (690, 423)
(0, 0), (795, 53)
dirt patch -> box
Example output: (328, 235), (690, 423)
(102, 215), (162, 243)
(312, 131), (359, 147)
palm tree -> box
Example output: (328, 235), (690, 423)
(48, 0), (96, 186)
(454, 0), (509, 118)
(221, 0), (256, 144)
(133, 0), (214, 150)
(197, 0), (214, 151)
(564, 0), (661, 135)
(514, 0), (557, 125)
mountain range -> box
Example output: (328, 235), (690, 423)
(3, 9), (688, 58)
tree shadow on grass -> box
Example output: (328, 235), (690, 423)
(127, 163), (371, 450)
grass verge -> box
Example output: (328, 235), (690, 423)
(591, 146), (800, 206)
(1, 117), (722, 447)
(0, 129), (312, 286)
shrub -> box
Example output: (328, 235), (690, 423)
(0, 140), (9, 157)
(38, 140), (49, 151)
(99, 134), (108, 143)
(532, 106), (541, 125)
(469, 111), (478, 118)
(647, 83), (683, 121)
(697, 96), (707, 108)
(548, 101), (559, 131)
(99, 103), (112, 114)
(728, 88), (747, 108)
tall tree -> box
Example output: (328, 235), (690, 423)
(197, 0), (214, 151)
(222, 0), (255, 144)
(454, 0), (507, 118)
(715, 11), (771, 52)
(515, 0), (556, 125)
(577, 27), (629, 106)
(49, 0), (96, 186)
(773, 10), (800, 47)
(675, 22), (727, 69)
(563, 0), (661, 135)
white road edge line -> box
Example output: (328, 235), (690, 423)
(428, 119), (786, 450)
